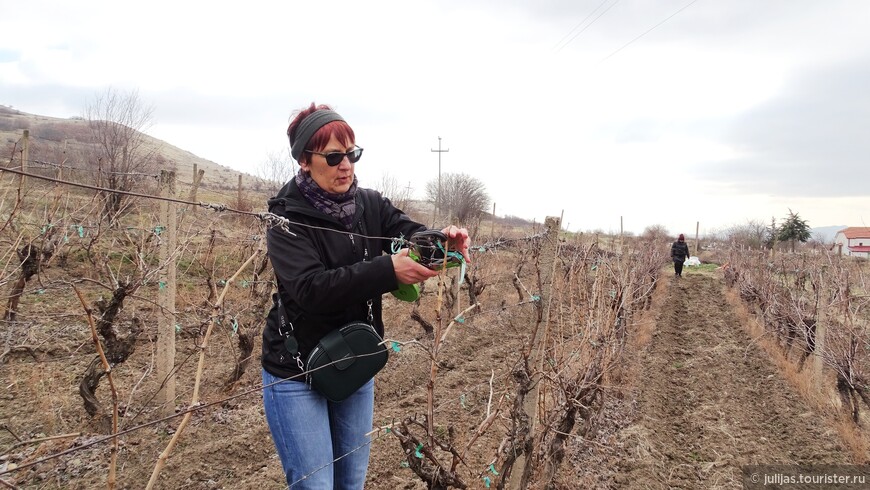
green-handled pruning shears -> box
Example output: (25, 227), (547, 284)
(390, 230), (467, 302)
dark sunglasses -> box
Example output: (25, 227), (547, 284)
(305, 147), (364, 166)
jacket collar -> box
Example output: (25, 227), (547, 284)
(269, 179), (366, 231)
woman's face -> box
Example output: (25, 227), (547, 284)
(300, 134), (356, 194)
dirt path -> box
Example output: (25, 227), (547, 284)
(612, 273), (851, 489)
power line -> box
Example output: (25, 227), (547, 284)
(552, 0), (610, 51)
(554, 0), (622, 53)
(599, 0), (700, 64)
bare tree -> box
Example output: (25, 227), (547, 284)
(256, 148), (296, 196)
(85, 88), (158, 224)
(641, 224), (671, 242)
(372, 173), (412, 211)
(723, 219), (768, 249)
(425, 172), (489, 223)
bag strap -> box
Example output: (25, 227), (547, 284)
(276, 295), (305, 371)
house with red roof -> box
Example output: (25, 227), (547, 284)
(833, 227), (870, 258)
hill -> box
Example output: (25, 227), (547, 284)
(0, 104), (255, 194)
(1, 104), (540, 228)
(811, 225), (848, 243)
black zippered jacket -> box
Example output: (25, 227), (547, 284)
(262, 179), (426, 380)
(671, 240), (690, 262)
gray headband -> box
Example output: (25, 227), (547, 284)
(289, 109), (346, 161)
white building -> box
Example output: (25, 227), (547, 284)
(833, 227), (870, 258)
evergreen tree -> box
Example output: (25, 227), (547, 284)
(777, 209), (811, 252)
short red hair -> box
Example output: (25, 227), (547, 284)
(287, 103), (355, 164)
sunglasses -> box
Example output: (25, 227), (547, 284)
(305, 147), (364, 166)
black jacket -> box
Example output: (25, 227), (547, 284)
(671, 240), (690, 262)
(262, 179), (426, 380)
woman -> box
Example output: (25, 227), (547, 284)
(670, 233), (690, 277)
(261, 103), (470, 488)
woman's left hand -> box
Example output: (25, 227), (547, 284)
(441, 225), (471, 264)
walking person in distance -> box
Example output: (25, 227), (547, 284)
(261, 102), (470, 488)
(671, 233), (690, 278)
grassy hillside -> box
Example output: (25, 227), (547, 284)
(1, 104), (256, 196)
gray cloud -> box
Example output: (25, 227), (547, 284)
(693, 56), (870, 197)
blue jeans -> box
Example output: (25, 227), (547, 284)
(262, 369), (374, 489)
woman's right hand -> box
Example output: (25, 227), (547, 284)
(392, 248), (440, 285)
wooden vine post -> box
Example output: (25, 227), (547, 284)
(157, 170), (178, 416)
(510, 215), (560, 489)
(620, 216), (624, 254)
(187, 163), (204, 213)
(490, 202), (496, 238)
(813, 267), (828, 389)
(20, 129), (29, 188)
(237, 174), (243, 208)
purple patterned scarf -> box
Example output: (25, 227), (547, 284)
(295, 169), (358, 230)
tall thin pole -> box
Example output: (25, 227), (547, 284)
(620, 216), (624, 254)
(20, 130), (29, 188)
(431, 136), (449, 225)
(157, 170), (178, 416)
(511, 216), (561, 488)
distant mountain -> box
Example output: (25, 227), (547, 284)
(811, 225), (848, 243)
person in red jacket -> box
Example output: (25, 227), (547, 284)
(670, 233), (690, 277)
(261, 102), (470, 489)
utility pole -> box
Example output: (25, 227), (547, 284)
(430, 136), (449, 225)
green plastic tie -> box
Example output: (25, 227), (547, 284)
(175, 324), (181, 333)
(37, 289), (45, 295)
(154, 226), (164, 236)
(455, 316), (465, 324)
(231, 318), (239, 334)
(400, 461), (409, 468)
(414, 443), (423, 458)
(159, 281), (166, 290)
(240, 280), (249, 288)
(460, 394), (466, 409)
(391, 341), (401, 352)
(531, 295), (540, 301)
(489, 464), (499, 475)
(483, 476), (492, 488)
(77, 225), (84, 238)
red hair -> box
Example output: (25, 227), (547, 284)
(287, 103), (355, 164)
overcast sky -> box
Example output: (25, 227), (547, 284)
(2, 0), (868, 236)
